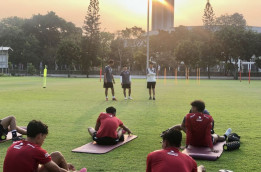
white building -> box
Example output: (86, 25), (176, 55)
(0, 47), (13, 73)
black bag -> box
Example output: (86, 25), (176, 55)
(228, 133), (240, 142)
(223, 141), (240, 151)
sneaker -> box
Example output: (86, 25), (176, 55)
(124, 97), (127, 100)
(224, 128), (232, 138)
(79, 168), (87, 172)
(153, 97), (155, 100)
(12, 136), (23, 142)
(128, 97), (133, 100)
(106, 98), (108, 101)
(219, 170), (233, 172)
(149, 97), (152, 100)
(112, 98), (117, 101)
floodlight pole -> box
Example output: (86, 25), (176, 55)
(146, 0), (150, 69)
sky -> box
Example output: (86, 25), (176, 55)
(0, 0), (261, 33)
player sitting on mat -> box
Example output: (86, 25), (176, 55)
(88, 106), (132, 145)
(146, 129), (206, 172)
(0, 116), (27, 141)
(183, 100), (231, 152)
(164, 108), (215, 134)
(3, 120), (86, 172)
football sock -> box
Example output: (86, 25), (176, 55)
(11, 130), (17, 138)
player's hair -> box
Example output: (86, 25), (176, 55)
(149, 61), (154, 65)
(162, 129), (182, 147)
(106, 106), (116, 114)
(27, 120), (48, 138)
(123, 64), (127, 67)
(191, 100), (205, 112)
(108, 59), (114, 64)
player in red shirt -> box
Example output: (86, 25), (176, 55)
(146, 129), (206, 172)
(185, 100), (231, 152)
(88, 106), (132, 145)
(3, 120), (86, 172)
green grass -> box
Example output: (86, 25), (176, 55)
(0, 77), (261, 171)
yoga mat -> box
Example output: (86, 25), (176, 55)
(72, 135), (137, 154)
(182, 141), (226, 161)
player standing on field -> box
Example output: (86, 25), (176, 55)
(104, 60), (116, 101)
(147, 61), (156, 100)
(120, 65), (132, 100)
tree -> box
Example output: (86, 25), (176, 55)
(57, 40), (81, 77)
(110, 26), (145, 70)
(202, 0), (215, 32)
(215, 13), (248, 79)
(99, 32), (114, 69)
(175, 40), (200, 70)
(82, 0), (101, 77)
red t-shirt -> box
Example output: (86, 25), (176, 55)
(146, 147), (197, 172)
(185, 113), (214, 148)
(96, 112), (123, 138)
(3, 140), (51, 172)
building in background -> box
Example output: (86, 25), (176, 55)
(0, 47), (13, 73)
(152, 0), (174, 31)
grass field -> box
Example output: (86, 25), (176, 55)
(0, 77), (261, 171)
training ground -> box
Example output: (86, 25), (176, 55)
(0, 77), (260, 171)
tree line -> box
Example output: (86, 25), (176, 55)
(0, 0), (261, 79)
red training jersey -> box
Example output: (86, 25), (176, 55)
(185, 113), (214, 149)
(3, 140), (51, 172)
(146, 147), (197, 172)
(96, 112), (123, 138)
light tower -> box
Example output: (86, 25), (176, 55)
(152, 0), (175, 31)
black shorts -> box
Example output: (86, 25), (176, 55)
(122, 84), (131, 89)
(0, 121), (8, 140)
(103, 82), (113, 88)
(92, 132), (124, 145)
(147, 82), (156, 89)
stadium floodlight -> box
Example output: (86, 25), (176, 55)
(147, 0), (166, 69)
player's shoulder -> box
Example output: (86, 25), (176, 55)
(148, 149), (164, 157)
(186, 113), (196, 118)
(99, 112), (107, 116)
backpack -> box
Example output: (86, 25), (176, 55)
(228, 133), (240, 142)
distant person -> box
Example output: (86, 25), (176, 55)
(120, 65), (132, 100)
(146, 129), (206, 172)
(0, 116), (27, 141)
(104, 59), (116, 101)
(147, 61), (157, 100)
(184, 100), (231, 152)
(88, 106), (132, 145)
(3, 120), (86, 172)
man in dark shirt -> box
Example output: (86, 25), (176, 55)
(120, 65), (132, 100)
(104, 60), (116, 101)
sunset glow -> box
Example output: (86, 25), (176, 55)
(0, 0), (260, 32)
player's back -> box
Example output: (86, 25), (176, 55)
(185, 113), (213, 147)
(4, 140), (51, 172)
(97, 113), (123, 138)
(147, 147), (197, 172)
